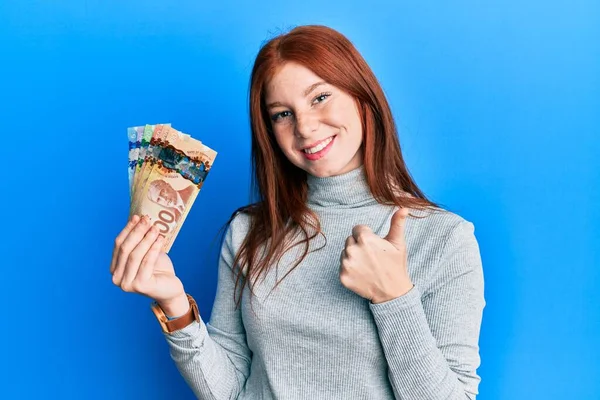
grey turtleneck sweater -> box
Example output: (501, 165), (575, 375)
(162, 166), (485, 399)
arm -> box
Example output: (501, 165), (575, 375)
(163, 220), (252, 400)
(369, 220), (485, 400)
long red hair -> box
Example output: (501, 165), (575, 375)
(225, 25), (443, 307)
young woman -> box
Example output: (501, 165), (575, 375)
(110, 25), (485, 400)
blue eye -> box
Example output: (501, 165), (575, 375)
(313, 92), (331, 104)
(271, 110), (292, 122)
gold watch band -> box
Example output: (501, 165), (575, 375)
(151, 294), (200, 334)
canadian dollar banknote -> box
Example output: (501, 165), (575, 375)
(127, 124), (217, 253)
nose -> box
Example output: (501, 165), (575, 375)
(294, 111), (319, 138)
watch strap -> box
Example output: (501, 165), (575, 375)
(151, 294), (200, 334)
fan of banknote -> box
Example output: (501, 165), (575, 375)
(127, 123), (217, 253)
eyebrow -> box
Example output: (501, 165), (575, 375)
(266, 81), (327, 109)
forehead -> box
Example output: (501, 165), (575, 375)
(265, 62), (324, 100)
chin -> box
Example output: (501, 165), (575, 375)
(307, 169), (333, 178)
(303, 162), (351, 178)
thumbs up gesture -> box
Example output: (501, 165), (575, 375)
(340, 208), (414, 304)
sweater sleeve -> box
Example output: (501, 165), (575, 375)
(369, 220), (485, 400)
(162, 220), (252, 400)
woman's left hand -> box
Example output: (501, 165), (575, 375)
(340, 208), (414, 304)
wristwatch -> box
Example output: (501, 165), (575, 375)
(150, 294), (200, 334)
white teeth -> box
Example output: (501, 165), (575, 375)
(303, 137), (333, 154)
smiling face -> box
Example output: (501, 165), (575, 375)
(264, 62), (364, 178)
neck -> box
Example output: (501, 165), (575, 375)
(306, 165), (378, 208)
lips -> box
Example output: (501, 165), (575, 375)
(301, 136), (335, 153)
(301, 135), (336, 161)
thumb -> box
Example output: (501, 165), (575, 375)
(385, 208), (409, 248)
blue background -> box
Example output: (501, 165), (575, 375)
(2, 1), (598, 399)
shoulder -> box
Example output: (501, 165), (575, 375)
(223, 209), (252, 250)
(404, 206), (482, 293)
(390, 188), (476, 244)
(217, 210), (253, 271)
(406, 206), (476, 248)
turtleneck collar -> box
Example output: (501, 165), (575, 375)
(306, 165), (378, 208)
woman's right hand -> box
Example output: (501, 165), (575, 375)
(110, 214), (189, 316)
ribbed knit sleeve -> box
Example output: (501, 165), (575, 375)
(369, 220), (485, 400)
(163, 218), (252, 400)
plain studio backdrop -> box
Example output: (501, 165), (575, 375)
(1, 1), (598, 399)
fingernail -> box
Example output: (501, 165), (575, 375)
(131, 215), (139, 224)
